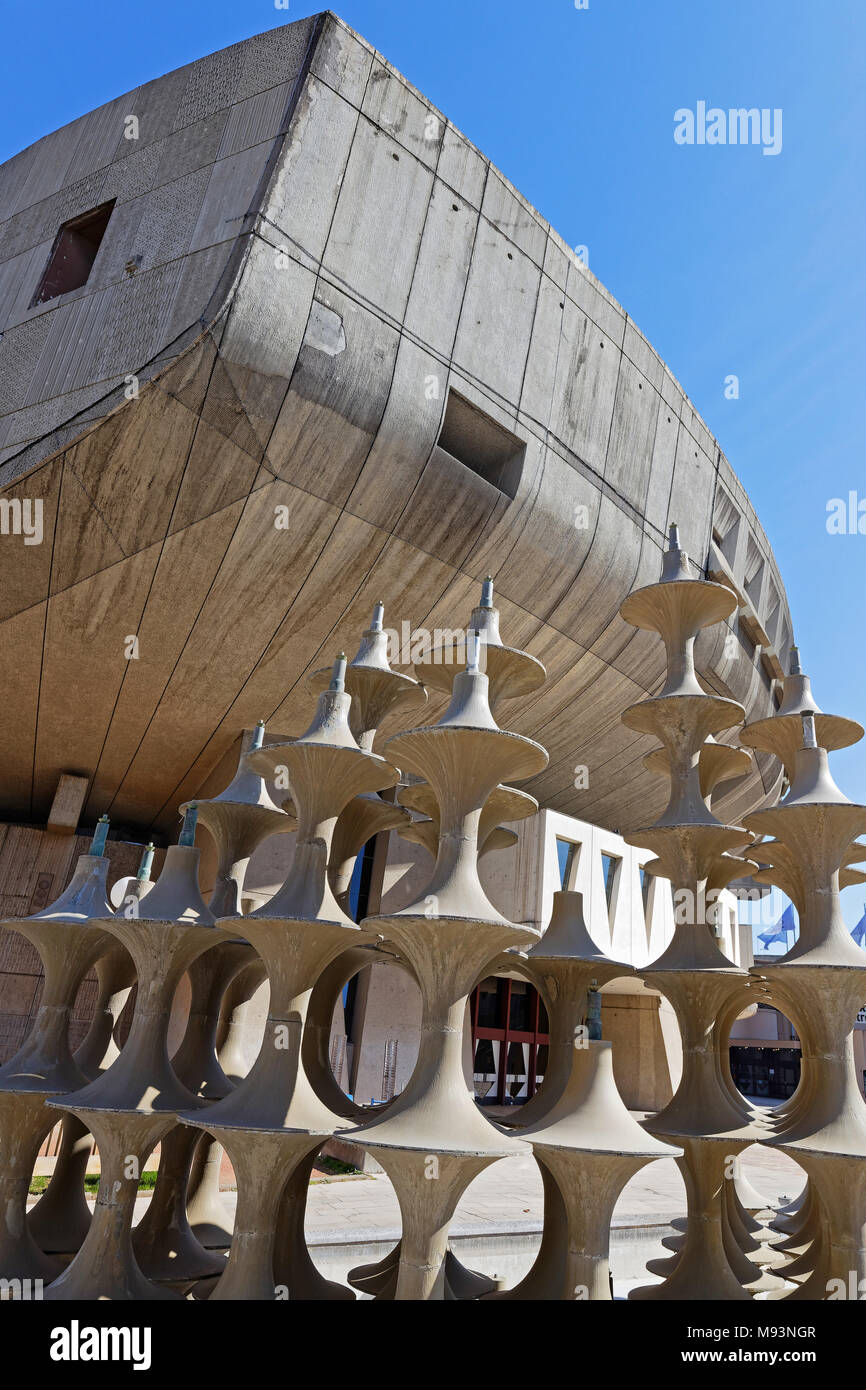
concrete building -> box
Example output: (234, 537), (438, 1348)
(0, 14), (797, 1110)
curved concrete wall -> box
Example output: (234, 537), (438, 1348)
(0, 14), (791, 836)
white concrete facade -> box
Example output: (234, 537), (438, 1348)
(235, 806), (750, 1110)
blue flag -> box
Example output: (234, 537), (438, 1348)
(758, 902), (797, 947)
(852, 906), (866, 948)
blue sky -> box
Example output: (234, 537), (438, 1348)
(2, 0), (864, 938)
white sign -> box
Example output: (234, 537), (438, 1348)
(857, 1008), (866, 1025)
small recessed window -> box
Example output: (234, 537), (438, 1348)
(436, 389), (525, 499)
(32, 200), (115, 306)
(639, 865), (652, 914)
(601, 852), (622, 922)
(556, 837), (580, 889)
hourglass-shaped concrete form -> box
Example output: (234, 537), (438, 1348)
(309, 605), (425, 912)
(0, 819), (113, 1282)
(136, 722), (290, 1285)
(131, 936), (255, 1287)
(180, 655), (399, 1300)
(44, 806), (219, 1300)
(644, 734), (753, 813)
(743, 712), (866, 1299)
(186, 721), (294, 919)
(27, 938), (135, 1258)
(413, 577), (545, 711)
(186, 953), (266, 1250)
(490, 890), (677, 1299)
(619, 526), (762, 1300)
(522, 1038), (679, 1300)
(30, 843), (152, 1262)
(719, 647), (864, 1242)
(339, 636), (548, 1298)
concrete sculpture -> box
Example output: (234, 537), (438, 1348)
(181, 656), (398, 1300)
(744, 709), (866, 1299)
(492, 890), (678, 1299)
(27, 940), (135, 1257)
(621, 526), (767, 1300)
(43, 807), (218, 1300)
(340, 631), (548, 1298)
(0, 567), (863, 1305)
(0, 823), (113, 1281)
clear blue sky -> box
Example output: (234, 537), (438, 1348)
(2, 0), (864, 936)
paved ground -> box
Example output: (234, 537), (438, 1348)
(302, 1145), (806, 1244)
(29, 1121), (807, 1296)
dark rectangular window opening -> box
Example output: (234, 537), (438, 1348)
(639, 865), (652, 914)
(436, 389), (525, 499)
(601, 852), (621, 920)
(556, 837), (580, 889)
(31, 200), (116, 306)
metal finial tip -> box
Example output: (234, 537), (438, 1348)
(250, 720), (265, 751)
(89, 815), (110, 856)
(467, 629), (481, 674)
(371, 601), (385, 631)
(801, 712), (818, 750)
(330, 654), (347, 691)
(668, 522), (681, 549)
(789, 645), (802, 676)
(480, 576), (494, 609)
(178, 802), (198, 847)
(137, 842), (155, 881)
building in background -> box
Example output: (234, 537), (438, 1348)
(0, 15), (796, 1112)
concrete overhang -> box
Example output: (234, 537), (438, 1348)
(0, 13), (792, 839)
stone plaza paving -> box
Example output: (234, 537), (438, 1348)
(304, 1144), (804, 1242)
(30, 1137), (803, 1297)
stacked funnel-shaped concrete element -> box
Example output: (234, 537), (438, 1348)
(740, 650), (866, 1290)
(620, 526), (764, 1300)
(521, 1040), (678, 1300)
(405, 579), (542, 861)
(743, 709), (866, 1300)
(190, 721), (294, 919)
(0, 820), (113, 1282)
(44, 807), (219, 1300)
(414, 576), (546, 710)
(131, 729), (293, 1284)
(347, 599), (548, 1302)
(309, 605), (425, 913)
(180, 656), (399, 1300)
(30, 843), (150, 1261)
(27, 939), (135, 1258)
(646, 736), (771, 1158)
(739, 645), (863, 780)
(490, 890), (678, 1299)
(187, 954), (268, 1251)
(312, 605), (427, 753)
(340, 633), (548, 1299)
(131, 936), (255, 1287)
(344, 582), (546, 1302)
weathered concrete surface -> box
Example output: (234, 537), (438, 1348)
(0, 13), (791, 839)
